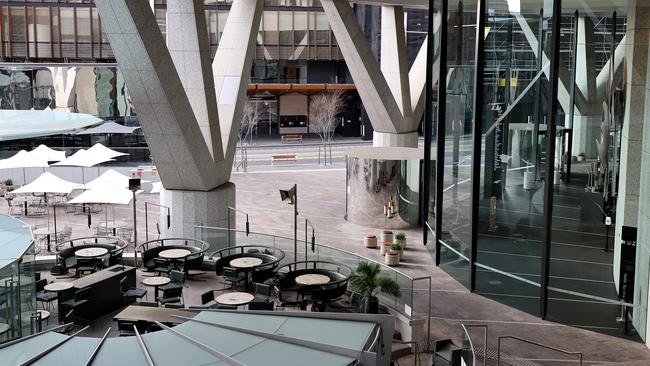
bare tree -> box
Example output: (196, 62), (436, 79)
(236, 99), (259, 171)
(309, 90), (346, 164)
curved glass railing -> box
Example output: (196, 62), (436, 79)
(193, 225), (432, 327)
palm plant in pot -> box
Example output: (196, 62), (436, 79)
(350, 261), (401, 313)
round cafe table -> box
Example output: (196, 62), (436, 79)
(142, 276), (171, 300)
(159, 249), (191, 270)
(295, 274), (330, 286)
(215, 292), (255, 307)
(75, 247), (109, 258)
(229, 257), (263, 269)
(44, 282), (74, 323)
(33, 227), (56, 252)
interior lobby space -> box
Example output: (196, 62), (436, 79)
(3, 0), (650, 365)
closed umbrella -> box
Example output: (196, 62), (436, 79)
(0, 150), (49, 184)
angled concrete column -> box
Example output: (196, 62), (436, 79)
(95, 0), (262, 239)
(322, 0), (433, 148)
(49, 67), (77, 112)
(575, 16), (597, 103)
(381, 6), (412, 123)
(166, 0), (222, 160)
(213, 0), (263, 161)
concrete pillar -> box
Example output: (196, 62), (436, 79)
(381, 6), (412, 122)
(571, 115), (600, 158)
(617, 2), (650, 341)
(160, 183), (235, 247)
(49, 67), (77, 112)
(373, 131), (418, 148)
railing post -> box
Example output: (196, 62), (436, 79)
(497, 337), (501, 366)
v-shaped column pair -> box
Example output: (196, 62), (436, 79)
(321, 0), (433, 147)
(94, 0), (262, 191)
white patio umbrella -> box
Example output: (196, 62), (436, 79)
(150, 182), (163, 194)
(84, 169), (149, 190)
(67, 184), (142, 242)
(0, 150), (49, 184)
(52, 149), (114, 183)
(86, 143), (128, 159)
(30, 144), (66, 163)
(12, 171), (82, 242)
(75, 121), (141, 135)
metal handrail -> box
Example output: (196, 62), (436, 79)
(462, 324), (488, 366)
(497, 335), (583, 366)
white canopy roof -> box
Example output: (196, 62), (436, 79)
(87, 143), (128, 159)
(0, 110), (102, 141)
(52, 149), (113, 168)
(68, 184), (140, 205)
(30, 144), (66, 162)
(84, 169), (149, 189)
(0, 150), (49, 169)
(75, 121), (141, 135)
(12, 172), (82, 194)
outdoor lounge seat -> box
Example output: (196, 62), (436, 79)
(75, 258), (98, 278)
(35, 279), (57, 310)
(157, 286), (183, 306)
(118, 321), (137, 337)
(221, 267), (246, 290)
(120, 276), (147, 304)
(153, 258), (171, 276)
(61, 288), (91, 325)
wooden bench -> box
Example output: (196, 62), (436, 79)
(271, 154), (297, 165)
(281, 134), (303, 143)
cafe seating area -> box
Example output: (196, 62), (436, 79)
(50, 235), (128, 277)
(136, 238), (209, 276)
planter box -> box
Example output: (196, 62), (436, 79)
(385, 251), (400, 266)
(380, 242), (392, 256)
(364, 235), (377, 248)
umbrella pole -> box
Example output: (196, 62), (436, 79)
(105, 204), (108, 233)
(53, 204), (57, 252)
(23, 168), (26, 185)
(47, 193), (50, 231)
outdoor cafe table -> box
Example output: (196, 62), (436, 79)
(229, 257), (263, 288)
(44, 282), (74, 323)
(159, 249), (191, 270)
(142, 276), (171, 300)
(295, 274), (331, 286)
(97, 221), (130, 236)
(215, 292), (255, 307)
(75, 247), (109, 258)
(33, 227), (56, 252)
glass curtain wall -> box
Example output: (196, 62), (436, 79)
(436, 0), (477, 289)
(427, 0), (632, 339)
(473, 0), (552, 317)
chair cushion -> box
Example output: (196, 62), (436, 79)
(125, 289), (147, 298)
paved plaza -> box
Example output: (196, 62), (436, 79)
(4, 164), (649, 364)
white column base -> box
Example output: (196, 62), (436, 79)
(160, 182), (235, 241)
(373, 131), (418, 148)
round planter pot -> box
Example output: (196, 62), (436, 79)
(362, 297), (380, 314)
(393, 238), (406, 249)
(364, 235), (377, 248)
(381, 231), (394, 244)
(385, 251), (400, 266)
(380, 242), (392, 256)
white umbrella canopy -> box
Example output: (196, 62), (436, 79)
(52, 149), (114, 168)
(75, 121), (141, 135)
(11, 172), (82, 194)
(30, 144), (66, 163)
(150, 182), (163, 193)
(84, 169), (149, 189)
(68, 184), (140, 205)
(0, 150), (49, 169)
(87, 143), (128, 159)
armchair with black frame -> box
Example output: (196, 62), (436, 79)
(61, 287), (92, 325)
(35, 279), (57, 311)
(156, 286), (184, 307)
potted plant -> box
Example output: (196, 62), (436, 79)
(364, 234), (377, 248)
(4, 179), (14, 193)
(577, 152), (585, 162)
(381, 230), (393, 244)
(350, 262), (401, 313)
(385, 249), (400, 266)
(394, 232), (406, 249)
(390, 244), (403, 260)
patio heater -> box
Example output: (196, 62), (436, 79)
(129, 178), (141, 250)
(279, 184), (297, 262)
(144, 202), (171, 242)
(305, 218), (316, 262)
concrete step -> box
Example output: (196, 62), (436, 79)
(391, 342), (412, 360)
